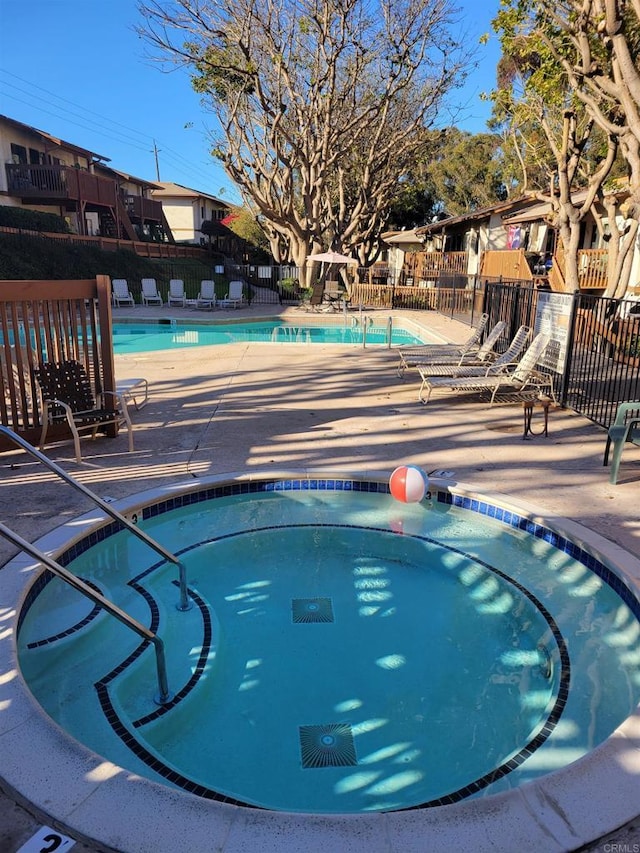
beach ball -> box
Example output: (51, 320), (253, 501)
(389, 465), (429, 503)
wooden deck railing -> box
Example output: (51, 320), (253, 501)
(577, 249), (609, 290)
(0, 275), (116, 450)
(6, 163), (120, 206)
(403, 251), (468, 280)
(127, 195), (165, 221)
(349, 282), (477, 313)
(480, 250), (534, 281)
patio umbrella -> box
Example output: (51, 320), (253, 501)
(306, 250), (358, 264)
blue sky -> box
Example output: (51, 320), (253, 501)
(0, 0), (501, 206)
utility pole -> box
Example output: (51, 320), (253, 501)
(152, 140), (161, 181)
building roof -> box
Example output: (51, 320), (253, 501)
(0, 113), (110, 163)
(381, 228), (425, 247)
(501, 199), (556, 225)
(151, 181), (229, 206)
(415, 196), (535, 236)
(96, 163), (162, 190)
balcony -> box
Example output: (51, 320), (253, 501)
(126, 194), (164, 223)
(6, 163), (118, 206)
(404, 251), (468, 279)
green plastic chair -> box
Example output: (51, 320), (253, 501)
(603, 401), (640, 485)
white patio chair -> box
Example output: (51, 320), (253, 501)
(141, 278), (162, 306)
(196, 280), (217, 310)
(168, 279), (186, 307)
(218, 280), (246, 309)
(111, 279), (135, 307)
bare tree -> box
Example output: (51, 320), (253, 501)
(496, 0), (640, 296)
(137, 0), (470, 280)
(491, 6), (621, 293)
(546, 0), (640, 296)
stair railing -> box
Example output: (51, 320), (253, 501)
(0, 425), (197, 704)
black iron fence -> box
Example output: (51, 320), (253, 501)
(483, 281), (640, 429)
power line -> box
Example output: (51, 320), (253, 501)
(0, 69), (232, 194)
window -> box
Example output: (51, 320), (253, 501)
(10, 144), (27, 164)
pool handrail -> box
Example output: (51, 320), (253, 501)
(0, 426), (190, 608)
(0, 519), (173, 705)
(0, 425), (184, 702)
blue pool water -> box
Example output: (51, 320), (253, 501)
(17, 479), (640, 814)
(112, 320), (426, 353)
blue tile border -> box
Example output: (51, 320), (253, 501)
(436, 490), (640, 621)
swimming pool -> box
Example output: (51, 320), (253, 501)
(112, 319), (427, 353)
(5, 473), (640, 849)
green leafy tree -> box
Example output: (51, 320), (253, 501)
(387, 129), (509, 229)
(138, 0), (472, 282)
(223, 206), (270, 254)
(422, 129), (509, 216)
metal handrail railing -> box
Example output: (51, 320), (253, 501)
(0, 521), (172, 704)
(0, 425), (195, 704)
(0, 426), (191, 611)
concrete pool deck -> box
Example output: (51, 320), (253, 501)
(1, 303), (639, 852)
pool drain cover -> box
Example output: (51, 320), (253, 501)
(292, 597), (334, 623)
(299, 723), (357, 768)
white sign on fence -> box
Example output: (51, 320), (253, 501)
(534, 291), (573, 373)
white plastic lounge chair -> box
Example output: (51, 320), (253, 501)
(218, 280), (245, 309)
(196, 280), (217, 310)
(397, 313), (489, 376)
(168, 279), (186, 307)
(417, 325), (531, 402)
(141, 278), (162, 306)
(418, 332), (554, 405)
(112, 279), (135, 307)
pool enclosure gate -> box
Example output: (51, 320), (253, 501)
(0, 425), (191, 705)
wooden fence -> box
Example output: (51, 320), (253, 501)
(349, 281), (481, 315)
(0, 226), (209, 259)
(0, 275), (115, 451)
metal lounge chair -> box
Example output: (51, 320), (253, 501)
(33, 360), (134, 462)
(168, 279), (187, 307)
(141, 278), (163, 306)
(397, 313), (490, 376)
(416, 324), (531, 401)
(406, 320), (508, 377)
(218, 280), (246, 309)
(111, 279), (135, 307)
(418, 332), (554, 406)
(196, 280), (217, 310)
